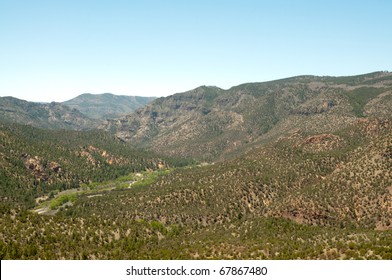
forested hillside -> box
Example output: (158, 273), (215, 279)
(0, 122), (191, 209)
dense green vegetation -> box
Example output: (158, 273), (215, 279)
(33, 168), (175, 212)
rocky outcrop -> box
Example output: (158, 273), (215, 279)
(21, 153), (64, 183)
(301, 134), (344, 152)
(77, 145), (126, 166)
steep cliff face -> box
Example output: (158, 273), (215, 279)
(102, 72), (392, 161)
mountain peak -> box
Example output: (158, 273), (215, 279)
(62, 93), (156, 120)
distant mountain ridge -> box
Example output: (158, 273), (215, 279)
(0, 96), (99, 130)
(62, 93), (156, 120)
(0, 93), (156, 130)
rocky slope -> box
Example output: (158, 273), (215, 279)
(102, 71), (392, 161)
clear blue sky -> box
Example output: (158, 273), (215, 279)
(1, 0), (391, 102)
